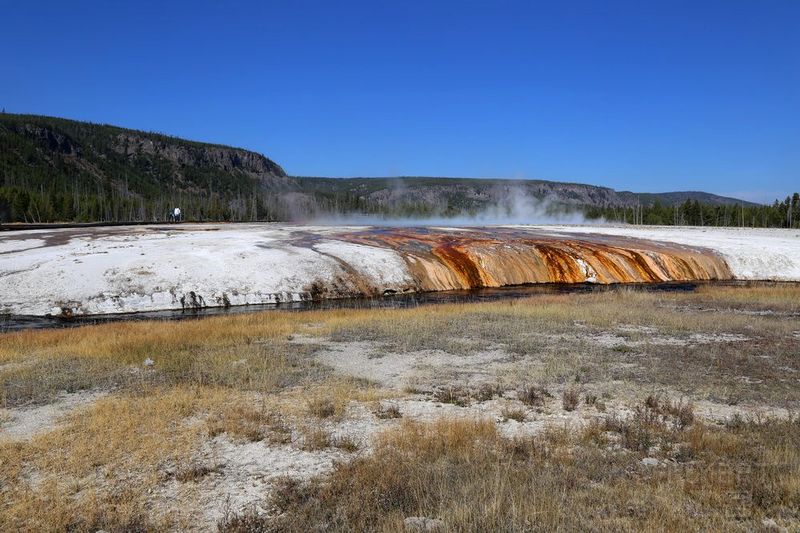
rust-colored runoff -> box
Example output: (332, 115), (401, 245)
(432, 243), (486, 288)
(336, 227), (734, 291)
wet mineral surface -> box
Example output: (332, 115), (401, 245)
(3, 223), (789, 317)
(335, 227), (733, 291)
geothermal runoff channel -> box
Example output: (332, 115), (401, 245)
(1, 224), (798, 326)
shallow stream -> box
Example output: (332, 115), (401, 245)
(0, 280), (727, 332)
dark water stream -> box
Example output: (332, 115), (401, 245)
(4, 280), (793, 333)
(0, 280), (728, 332)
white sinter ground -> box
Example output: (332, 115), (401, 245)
(0, 223), (798, 316)
(0, 224), (414, 316)
(520, 225), (800, 282)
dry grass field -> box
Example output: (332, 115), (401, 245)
(1, 283), (799, 531)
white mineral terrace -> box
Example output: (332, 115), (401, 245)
(0, 224), (798, 316)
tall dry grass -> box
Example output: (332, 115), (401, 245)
(323, 288), (797, 349)
(1, 284), (798, 530)
(691, 282), (800, 312)
(253, 414), (800, 532)
(0, 312), (327, 407)
(0, 386), (213, 530)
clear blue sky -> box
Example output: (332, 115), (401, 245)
(2, 1), (798, 202)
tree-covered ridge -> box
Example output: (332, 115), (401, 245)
(1, 112), (797, 227)
(0, 113), (289, 222)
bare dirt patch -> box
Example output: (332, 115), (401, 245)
(0, 390), (106, 441)
(309, 336), (514, 390)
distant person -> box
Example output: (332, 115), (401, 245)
(172, 207), (182, 222)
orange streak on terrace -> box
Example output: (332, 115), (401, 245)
(335, 227), (733, 291)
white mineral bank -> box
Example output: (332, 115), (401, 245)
(521, 225), (800, 282)
(1, 223), (798, 316)
(0, 224), (413, 316)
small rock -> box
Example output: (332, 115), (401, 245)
(641, 457), (659, 467)
(143, 358), (155, 367)
(404, 516), (445, 532)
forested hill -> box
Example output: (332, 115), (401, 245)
(2, 113), (796, 227)
(0, 113), (297, 222)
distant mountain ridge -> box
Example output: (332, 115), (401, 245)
(294, 176), (755, 211)
(627, 190), (755, 207)
(0, 113), (760, 223)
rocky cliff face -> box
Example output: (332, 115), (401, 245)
(111, 133), (285, 177)
(18, 123), (83, 157)
(1, 114), (288, 183)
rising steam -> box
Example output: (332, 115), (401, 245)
(307, 186), (599, 226)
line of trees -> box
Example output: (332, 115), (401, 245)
(0, 183), (379, 223)
(3, 183), (799, 227)
(0, 185), (274, 223)
(584, 194), (800, 228)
